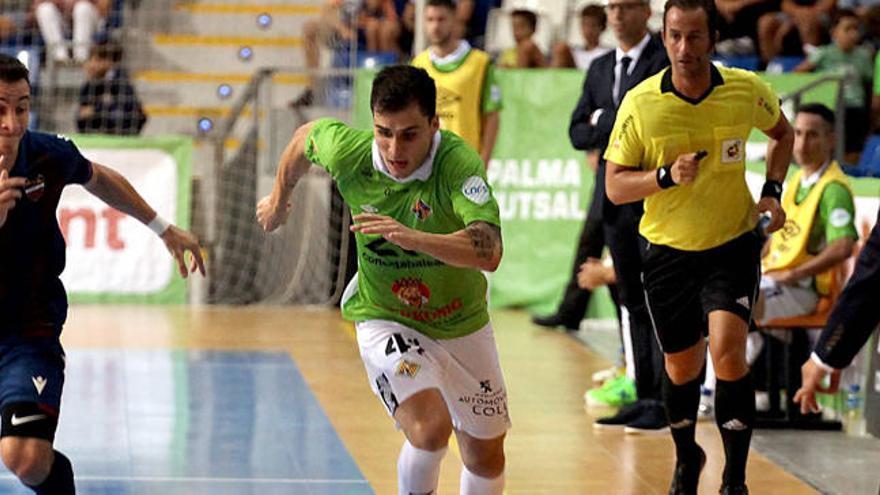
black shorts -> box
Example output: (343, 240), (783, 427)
(642, 230), (763, 354)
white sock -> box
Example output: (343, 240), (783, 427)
(72, 0), (100, 63)
(397, 441), (447, 495)
(35, 2), (67, 61)
(460, 467), (504, 495)
(704, 348), (716, 392)
(620, 306), (635, 381)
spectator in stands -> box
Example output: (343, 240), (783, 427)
(551, 4), (610, 70)
(756, 0), (834, 63)
(498, 9), (544, 68)
(359, 0), (402, 54)
(794, 10), (873, 163)
(715, 0), (780, 54)
(758, 103), (858, 322)
(455, 0), (500, 49)
(412, 0), (501, 164)
(34, 0), (108, 64)
(396, 0), (416, 59)
(0, 1), (33, 42)
(289, 0), (358, 109)
(76, 41), (146, 135)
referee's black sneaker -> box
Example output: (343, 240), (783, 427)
(531, 313), (580, 331)
(719, 484), (748, 495)
(668, 446), (706, 495)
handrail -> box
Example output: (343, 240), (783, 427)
(778, 72), (848, 164)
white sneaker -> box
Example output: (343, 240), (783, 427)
(591, 366), (620, 385)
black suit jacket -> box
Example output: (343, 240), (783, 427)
(569, 34), (669, 221)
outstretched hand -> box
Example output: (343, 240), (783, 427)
(160, 225), (206, 278)
(256, 194), (291, 232)
(351, 213), (421, 251)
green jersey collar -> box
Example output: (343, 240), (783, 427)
(429, 40), (472, 71)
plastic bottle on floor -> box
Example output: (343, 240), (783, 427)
(844, 383), (866, 437)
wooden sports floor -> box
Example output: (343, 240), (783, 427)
(6, 306), (818, 494)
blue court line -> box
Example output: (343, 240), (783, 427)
(0, 350), (374, 495)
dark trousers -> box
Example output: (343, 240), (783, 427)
(604, 205), (664, 401)
(554, 216), (606, 322)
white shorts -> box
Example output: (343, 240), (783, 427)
(758, 276), (819, 321)
(356, 319), (511, 440)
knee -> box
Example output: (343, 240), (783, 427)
(462, 439), (505, 478)
(712, 349), (748, 381)
(1, 442), (52, 486)
(405, 418), (452, 452)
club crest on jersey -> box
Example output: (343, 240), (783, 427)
(24, 174), (45, 202)
(721, 139), (744, 163)
(411, 198), (432, 221)
(392, 277), (431, 308)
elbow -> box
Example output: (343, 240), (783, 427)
(480, 248), (503, 272)
(605, 180), (627, 205)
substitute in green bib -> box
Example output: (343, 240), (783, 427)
(603, 0), (794, 493)
(758, 103), (858, 321)
(257, 65), (508, 495)
(412, 0), (501, 165)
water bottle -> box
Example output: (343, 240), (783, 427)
(844, 383), (866, 436)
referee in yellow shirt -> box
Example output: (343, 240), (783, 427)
(604, 0), (794, 493)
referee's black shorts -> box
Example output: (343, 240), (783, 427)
(641, 229), (763, 354)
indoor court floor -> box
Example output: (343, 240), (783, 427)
(0, 306), (821, 494)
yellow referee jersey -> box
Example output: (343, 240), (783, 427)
(604, 65), (781, 251)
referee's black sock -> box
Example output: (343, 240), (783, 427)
(715, 373), (755, 486)
(663, 372), (702, 462)
(28, 450), (74, 494)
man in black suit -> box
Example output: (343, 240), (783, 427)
(568, 0), (669, 433)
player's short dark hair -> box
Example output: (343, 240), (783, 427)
(511, 9), (538, 32)
(797, 103), (836, 128)
(0, 53), (29, 86)
(663, 0), (718, 37)
(426, 0), (456, 11)
(581, 4), (607, 30)
(91, 41), (124, 64)
(832, 8), (859, 28)
(371, 65), (436, 119)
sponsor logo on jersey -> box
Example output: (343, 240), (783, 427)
(32, 376), (47, 395)
(830, 208), (852, 228)
(461, 176), (490, 205)
(360, 204), (378, 214)
(395, 360), (421, 378)
(411, 198), (432, 221)
(736, 296), (750, 309)
(392, 277), (431, 308)
(24, 174), (45, 202)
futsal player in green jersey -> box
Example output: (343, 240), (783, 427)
(603, 0), (794, 493)
(257, 65), (508, 495)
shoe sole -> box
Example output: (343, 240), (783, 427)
(624, 426), (670, 435)
(593, 422), (627, 431)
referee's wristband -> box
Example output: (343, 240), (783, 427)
(656, 165), (676, 189)
(147, 215), (171, 236)
(761, 180), (783, 201)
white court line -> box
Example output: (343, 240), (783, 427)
(0, 474), (369, 485)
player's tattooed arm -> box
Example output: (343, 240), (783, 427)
(465, 221), (503, 264)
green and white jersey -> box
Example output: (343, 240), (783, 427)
(304, 118), (501, 339)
